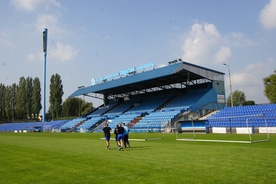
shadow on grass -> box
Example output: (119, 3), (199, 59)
(109, 146), (150, 151)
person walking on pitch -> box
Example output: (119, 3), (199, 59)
(102, 123), (111, 150)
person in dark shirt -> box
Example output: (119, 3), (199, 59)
(114, 124), (119, 148)
(102, 123), (111, 150)
(116, 123), (125, 151)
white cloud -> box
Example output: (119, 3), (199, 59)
(103, 35), (110, 40)
(27, 53), (36, 61)
(10, 0), (60, 12)
(181, 23), (260, 66)
(229, 32), (256, 47)
(214, 46), (231, 64)
(232, 58), (275, 87)
(27, 43), (78, 63)
(227, 58), (276, 103)
(50, 41), (78, 62)
(181, 22), (223, 65)
(0, 38), (13, 47)
(35, 14), (66, 34)
(259, 0), (276, 29)
(0, 32), (13, 47)
(27, 50), (44, 62)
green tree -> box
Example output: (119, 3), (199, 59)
(32, 77), (42, 120)
(227, 90), (246, 106)
(263, 70), (276, 103)
(243, 100), (255, 106)
(82, 100), (93, 115)
(0, 84), (6, 121)
(63, 97), (80, 117)
(10, 83), (17, 122)
(16, 77), (27, 120)
(49, 74), (64, 119)
(0, 77), (41, 122)
(4, 85), (11, 121)
(63, 97), (93, 117)
(4, 84), (17, 122)
(26, 77), (33, 119)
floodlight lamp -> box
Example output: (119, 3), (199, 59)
(43, 28), (48, 53)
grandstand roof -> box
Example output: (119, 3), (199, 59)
(69, 61), (225, 99)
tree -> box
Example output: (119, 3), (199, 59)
(82, 100), (93, 115)
(49, 74), (64, 119)
(10, 83), (17, 122)
(263, 70), (276, 103)
(0, 84), (5, 121)
(62, 97), (93, 117)
(0, 77), (41, 122)
(16, 77), (27, 120)
(26, 77), (33, 119)
(4, 85), (11, 121)
(62, 97), (80, 117)
(243, 100), (255, 106)
(1, 83), (17, 122)
(227, 90), (246, 106)
(32, 77), (42, 120)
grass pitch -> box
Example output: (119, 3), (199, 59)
(0, 132), (275, 184)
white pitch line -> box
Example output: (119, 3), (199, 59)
(176, 138), (252, 144)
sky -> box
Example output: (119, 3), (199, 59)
(1, 0), (276, 109)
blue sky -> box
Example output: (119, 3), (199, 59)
(1, 0), (276, 108)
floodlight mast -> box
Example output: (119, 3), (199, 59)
(42, 28), (48, 122)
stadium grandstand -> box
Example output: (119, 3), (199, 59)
(1, 59), (275, 134)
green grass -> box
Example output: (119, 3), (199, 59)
(0, 132), (276, 184)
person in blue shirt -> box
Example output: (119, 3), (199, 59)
(122, 123), (130, 148)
